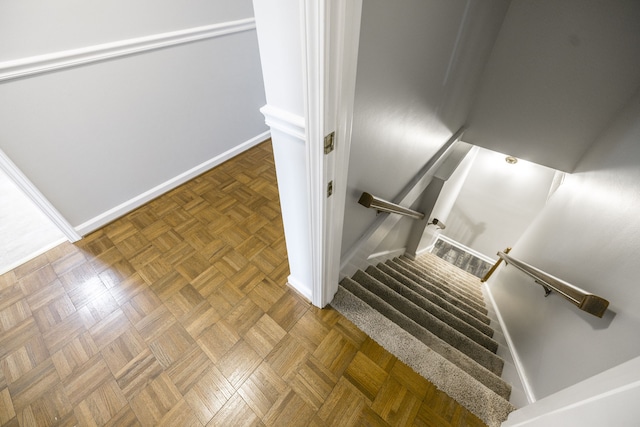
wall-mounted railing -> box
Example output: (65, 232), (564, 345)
(494, 250), (610, 318)
(358, 192), (425, 220)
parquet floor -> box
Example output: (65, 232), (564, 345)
(0, 141), (486, 426)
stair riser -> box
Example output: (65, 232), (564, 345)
(394, 258), (486, 309)
(394, 257), (484, 300)
(386, 261), (489, 320)
(406, 256), (485, 295)
(377, 263), (494, 331)
(365, 266), (498, 352)
(352, 271), (501, 368)
(339, 278), (509, 397)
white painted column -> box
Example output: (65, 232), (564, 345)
(253, 0), (362, 306)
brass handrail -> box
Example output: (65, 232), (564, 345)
(358, 192), (425, 220)
(497, 251), (610, 318)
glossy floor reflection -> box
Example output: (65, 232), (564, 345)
(0, 141), (485, 426)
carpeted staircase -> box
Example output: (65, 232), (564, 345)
(331, 252), (515, 427)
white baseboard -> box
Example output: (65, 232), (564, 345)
(75, 131), (270, 236)
(436, 234), (497, 264)
(287, 274), (312, 303)
(0, 237), (67, 276)
(367, 248), (406, 263)
(416, 244), (436, 257)
(484, 282), (537, 405)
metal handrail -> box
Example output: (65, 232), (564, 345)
(358, 192), (425, 220)
(497, 251), (610, 318)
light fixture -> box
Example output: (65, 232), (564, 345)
(505, 156), (518, 164)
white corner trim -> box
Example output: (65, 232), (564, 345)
(416, 243), (436, 257)
(260, 105), (306, 140)
(484, 282), (538, 404)
(0, 149), (81, 242)
(75, 131), (270, 236)
(0, 18), (256, 83)
(367, 248), (406, 262)
(436, 234), (497, 264)
(287, 274), (313, 302)
(0, 237), (67, 276)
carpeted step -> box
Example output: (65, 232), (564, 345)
(394, 257), (485, 306)
(402, 254), (485, 294)
(392, 257), (487, 313)
(374, 264), (494, 335)
(365, 266), (497, 348)
(338, 278), (510, 397)
(403, 254), (485, 296)
(376, 263), (493, 329)
(330, 286), (514, 427)
(385, 260), (489, 320)
(413, 253), (486, 289)
(352, 270), (501, 363)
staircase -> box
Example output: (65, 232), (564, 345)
(332, 252), (515, 427)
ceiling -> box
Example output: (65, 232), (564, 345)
(464, 0), (640, 172)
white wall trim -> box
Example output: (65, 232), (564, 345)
(301, 0), (330, 308)
(416, 242), (437, 257)
(260, 105), (306, 141)
(0, 18), (256, 83)
(0, 237), (67, 276)
(0, 148), (81, 242)
(75, 131), (270, 236)
(436, 234), (497, 264)
(368, 248), (406, 263)
(484, 279), (537, 404)
(325, 0), (363, 303)
(287, 274), (313, 302)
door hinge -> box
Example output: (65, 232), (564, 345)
(324, 132), (335, 154)
(327, 180), (334, 198)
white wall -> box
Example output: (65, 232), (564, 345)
(0, 0), (268, 233)
(416, 146), (478, 254)
(442, 148), (556, 258)
(489, 90), (640, 400)
(341, 0), (508, 257)
(465, 0), (640, 172)
(0, 0), (254, 61)
(504, 356), (640, 427)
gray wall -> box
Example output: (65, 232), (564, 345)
(342, 0), (508, 257)
(489, 90), (640, 400)
(0, 0), (267, 232)
(465, 0), (640, 172)
(442, 147), (556, 258)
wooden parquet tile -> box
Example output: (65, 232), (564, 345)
(0, 141), (487, 426)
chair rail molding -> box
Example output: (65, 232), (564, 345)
(0, 18), (256, 83)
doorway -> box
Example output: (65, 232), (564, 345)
(0, 167), (66, 274)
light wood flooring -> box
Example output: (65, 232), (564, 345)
(0, 141), (486, 426)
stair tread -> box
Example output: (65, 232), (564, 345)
(374, 264), (494, 335)
(417, 252), (486, 284)
(385, 260), (490, 320)
(344, 275), (504, 376)
(405, 255), (485, 295)
(331, 284), (514, 427)
(337, 253), (516, 426)
(395, 257), (485, 305)
(365, 266), (497, 346)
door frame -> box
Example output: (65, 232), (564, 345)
(301, 0), (363, 307)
